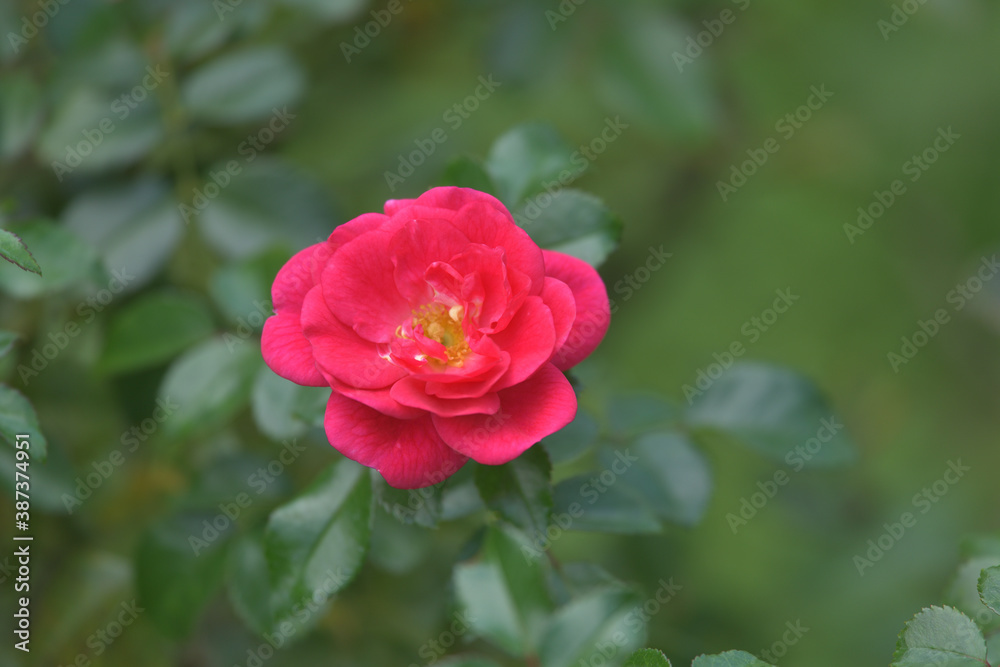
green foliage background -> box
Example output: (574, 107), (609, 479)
(2, 0), (1000, 666)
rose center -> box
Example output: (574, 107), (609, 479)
(400, 303), (471, 367)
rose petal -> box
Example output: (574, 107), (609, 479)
(489, 295), (556, 391)
(324, 392), (468, 489)
(272, 242), (325, 313)
(302, 285), (405, 389)
(432, 363), (577, 465)
(323, 227), (412, 343)
(392, 186), (509, 216)
(541, 276), (576, 353)
(390, 376), (501, 417)
(330, 381), (423, 420)
(542, 250), (610, 370)
(310, 212), (389, 285)
(390, 219), (471, 303)
(261, 311), (327, 386)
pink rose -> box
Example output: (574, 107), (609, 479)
(261, 187), (609, 488)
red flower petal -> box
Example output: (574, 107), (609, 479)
(272, 242), (325, 313)
(541, 276), (576, 353)
(310, 212), (389, 285)
(323, 228), (412, 343)
(302, 285), (405, 389)
(261, 311), (326, 386)
(432, 362), (577, 465)
(390, 376), (501, 417)
(490, 295), (556, 391)
(330, 382), (423, 420)
(324, 392), (468, 489)
(389, 186), (509, 216)
(542, 250), (610, 370)
(389, 219), (471, 303)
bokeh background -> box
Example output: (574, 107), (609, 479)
(2, 0), (1000, 665)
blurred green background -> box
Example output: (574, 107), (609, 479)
(2, 0), (1000, 665)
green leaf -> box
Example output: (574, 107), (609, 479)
(272, 0), (367, 23)
(0, 384), (48, 461)
(685, 362), (857, 467)
(607, 393), (679, 438)
(196, 158), (335, 259)
(157, 337), (262, 439)
(373, 472), (444, 528)
(209, 248), (287, 324)
(552, 473), (661, 535)
(252, 367), (330, 440)
(226, 532), (275, 636)
(514, 189), (622, 268)
(485, 124), (583, 206)
(891, 606), (987, 667)
(623, 648), (672, 666)
(100, 291), (215, 373)
(0, 228), (41, 275)
(164, 2), (236, 62)
(0, 72), (44, 159)
(136, 513), (229, 639)
(946, 557), (1000, 632)
(182, 47), (305, 123)
(434, 658), (505, 667)
(692, 651), (774, 667)
(0, 221), (97, 299)
(63, 178), (184, 292)
(440, 155), (498, 194)
(0, 331), (19, 358)
(475, 444), (553, 542)
(265, 459), (372, 629)
(537, 586), (647, 667)
(38, 87), (163, 173)
(542, 411), (599, 465)
(453, 524), (554, 656)
(979, 566), (1000, 615)
(622, 431), (712, 526)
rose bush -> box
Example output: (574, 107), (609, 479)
(261, 187), (609, 488)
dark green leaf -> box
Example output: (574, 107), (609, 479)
(0, 72), (43, 159)
(157, 337), (262, 439)
(485, 123), (582, 206)
(945, 557), (1000, 632)
(63, 178), (183, 292)
(453, 524), (554, 656)
(621, 432), (712, 526)
(685, 363), (857, 467)
(182, 47), (305, 123)
(0, 384), (48, 460)
(441, 155), (498, 194)
(0, 221), (97, 298)
(514, 189), (622, 268)
(164, 2), (236, 62)
(891, 606), (987, 667)
(607, 393), (679, 438)
(979, 566), (1000, 616)
(265, 459), (372, 630)
(100, 291), (215, 373)
(692, 651), (774, 667)
(373, 471), (444, 528)
(537, 586), (647, 667)
(552, 474), (661, 535)
(209, 248), (287, 324)
(136, 513), (229, 639)
(623, 648), (672, 666)
(251, 367), (330, 440)
(226, 532), (275, 636)
(0, 228), (41, 275)
(475, 444), (553, 542)
(542, 411), (599, 465)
